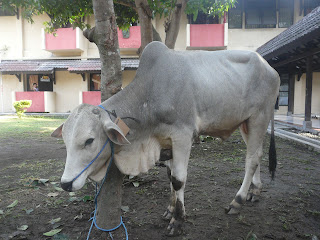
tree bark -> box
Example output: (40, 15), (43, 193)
(164, 0), (187, 49)
(83, 0), (125, 238)
(90, 0), (122, 101)
(152, 24), (162, 42)
(135, 0), (153, 54)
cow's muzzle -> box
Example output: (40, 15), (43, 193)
(61, 181), (73, 192)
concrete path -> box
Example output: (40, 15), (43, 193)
(269, 115), (320, 153)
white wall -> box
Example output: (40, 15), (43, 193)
(0, 16), (20, 59)
(294, 73), (320, 115)
(53, 71), (87, 112)
(228, 29), (286, 51)
(0, 75), (23, 112)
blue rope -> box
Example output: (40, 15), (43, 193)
(86, 142), (129, 240)
(71, 138), (110, 183)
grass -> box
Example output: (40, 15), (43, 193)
(0, 116), (65, 139)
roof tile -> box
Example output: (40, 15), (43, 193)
(257, 6), (320, 59)
(0, 59), (139, 74)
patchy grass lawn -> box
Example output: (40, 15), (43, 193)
(0, 116), (319, 240)
(0, 116), (65, 139)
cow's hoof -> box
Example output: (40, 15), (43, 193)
(166, 220), (183, 236)
(246, 192), (260, 202)
(225, 205), (241, 215)
(163, 209), (173, 220)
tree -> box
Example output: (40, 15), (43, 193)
(1, 0), (235, 237)
(2, 0), (125, 237)
(1, 0), (235, 52)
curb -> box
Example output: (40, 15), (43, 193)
(268, 123), (320, 153)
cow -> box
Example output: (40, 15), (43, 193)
(52, 41), (280, 236)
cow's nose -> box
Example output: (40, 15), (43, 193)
(61, 181), (73, 192)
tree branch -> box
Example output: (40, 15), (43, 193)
(115, 0), (137, 11)
(164, 0), (187, 49)
(83, 27), (96, 43)
(139, 2), (153, 18)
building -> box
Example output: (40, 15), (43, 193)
(257, 5), (320, 129)
(0, 0), (319, 114)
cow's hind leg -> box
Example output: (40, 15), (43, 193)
(163, 162), (176, 220)
(166, 137), (192, 236)
(226, 115), (269, 214)
(247, 164), (262, 202)
(239, 123), (263, 203)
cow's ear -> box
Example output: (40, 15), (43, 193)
(103, 121), (130, 145)
(51, 124), (63, 138)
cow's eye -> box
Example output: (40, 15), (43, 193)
(85, 138), (94, 146)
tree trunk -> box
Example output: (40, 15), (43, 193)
(135, 0), (153, 54)
(152, 24), (162, 42)
(164, 0), (187, 49)
(83, 0), (125, 238)
(84, 0), (123, 101)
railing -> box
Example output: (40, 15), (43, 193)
(42, 26), (141, 53)
(15, 91), (56, 112)
(118, 26), (141, 49)
(186, 23), (228, 49)
(42, 27), (85, 52)
(81, 91), (101, 106)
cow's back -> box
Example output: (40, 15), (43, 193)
(134, 42), (279, 132)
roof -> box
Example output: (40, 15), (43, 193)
(0, 58), (139, 74)
(256, 6), (320, 74)
(257, 7), (320, 59)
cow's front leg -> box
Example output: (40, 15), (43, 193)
(166, 138), (191, 236)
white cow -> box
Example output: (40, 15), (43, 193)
(52, 42), (280, 236)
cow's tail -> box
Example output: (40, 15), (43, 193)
(269, 110), (277, 180)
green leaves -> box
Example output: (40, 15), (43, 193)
(7, 200), (18, 208)
(13, 100), (32, 118)
(17, 225), (29, 231)
(185, 0), (236, 20)
(43, 229), (62, 236)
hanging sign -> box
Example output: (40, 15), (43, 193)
(40, 76), (50, 82)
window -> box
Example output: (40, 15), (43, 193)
(279, 0), (294, 28)
(245, 0), (276, 28)
(228, 0), (242, 29)
(304, 0), (320, 15)
(90, 73), (101, 91)
(188, 11), (219, 24)
(0, 6), (15, 16)
(27, 74), (53, 92)
(279, 74), (289, 106)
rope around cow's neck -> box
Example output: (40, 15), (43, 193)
(68, 104), (129, 239)
(86, 140), (128, 240)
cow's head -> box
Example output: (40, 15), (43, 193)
(51, 104), (130, 192)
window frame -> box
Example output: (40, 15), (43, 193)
(228, 0), (243, 29)
(279, 74), (289, 106)
(278, 0), (294, 28)
(304, 0), (320, 15)
(245, 0), (277, 29)
(26, 74), (53, 92)
(89, 73), (101, 91)
(0, 6), (15, 16)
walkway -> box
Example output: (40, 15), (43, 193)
(270, 114), (320, 153)
(275, 115), (320, 132)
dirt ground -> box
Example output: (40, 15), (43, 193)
(0, 129), (320, 240)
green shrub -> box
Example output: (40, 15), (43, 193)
(13, 100), (32, 118)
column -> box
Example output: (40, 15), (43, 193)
(303, 55), (313, 130)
